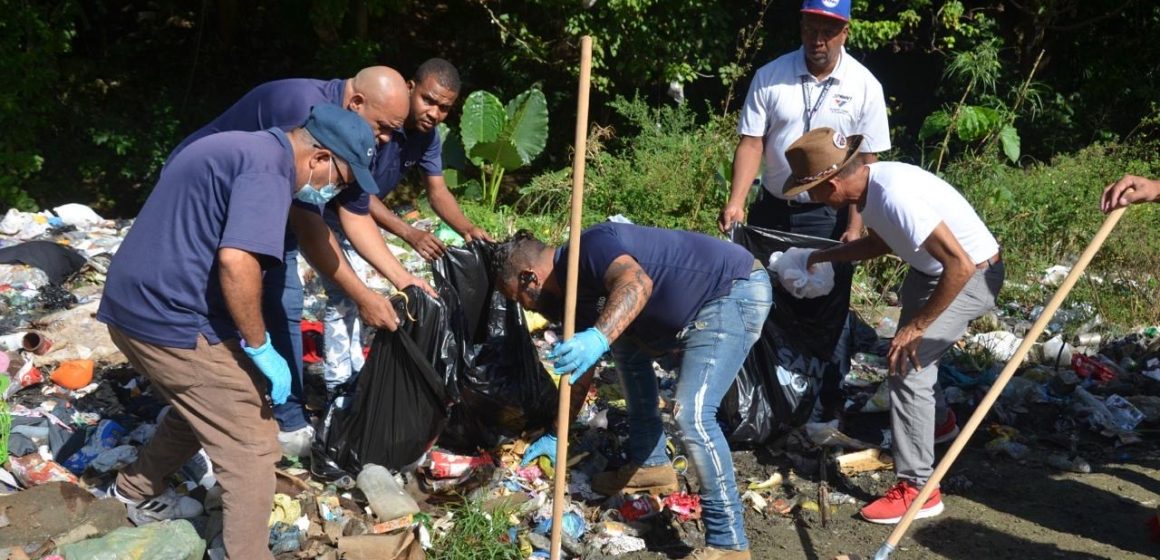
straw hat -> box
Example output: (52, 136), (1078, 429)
(782, 127), (863, 198)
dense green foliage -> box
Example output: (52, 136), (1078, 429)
(3, 0), (1160, 328)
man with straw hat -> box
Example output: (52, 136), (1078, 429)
(785, 127), (1004, 524)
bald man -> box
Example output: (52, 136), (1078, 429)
(165, 66), (433, 457)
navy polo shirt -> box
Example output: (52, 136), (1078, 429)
(98, 129), (295, 348)
(551, 223), (755, 340)
(167, 78), (372, 217)
(325, 126), (444, 216)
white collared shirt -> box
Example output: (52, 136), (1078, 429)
(738, 46), (891, 201)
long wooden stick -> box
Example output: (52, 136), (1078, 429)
(865, 207), (1126, 560)
(550, 35), (593, 560)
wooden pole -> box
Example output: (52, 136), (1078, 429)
(550, 35), (593, 560)
(862, 207), (1126, 560)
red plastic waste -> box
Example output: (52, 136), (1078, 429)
(1071, 354), (1116, 384)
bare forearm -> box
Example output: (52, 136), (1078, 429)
(810, 232), (890, 265)
(291, 209), (379, 305)
(368, 196), (412, 238)
(594, 260), (653, 343)
(218, 248), (267, 346)
(909, 260), (973, 330)
(727, 138), (764, 208)
(340, 209), (413, 287)
(427, 177), (476, 235)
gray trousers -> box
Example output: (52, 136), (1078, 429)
(892, 262), (1004, 485)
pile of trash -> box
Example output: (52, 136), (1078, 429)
(3, 206), (1160, 559)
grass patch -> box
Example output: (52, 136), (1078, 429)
(427, 498), (522, 560)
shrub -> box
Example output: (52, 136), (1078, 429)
(516, 96), (737, 235)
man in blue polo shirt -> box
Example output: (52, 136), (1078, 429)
(166, 65), (438, 455)
(495, 223), (772, 560)
(98, 105), (379, 559)
(320, 59), (493, 392)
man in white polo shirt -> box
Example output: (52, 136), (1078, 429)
(787, 127), (1004, 524)
(718, 0), (889, 241)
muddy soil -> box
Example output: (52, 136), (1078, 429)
(614, 443), (1159, 559)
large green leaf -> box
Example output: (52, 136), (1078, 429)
(998, 124), (1020, 164)
(956, 105), (1001, 142)
(443, 168), (462, 190)
(440, 125), (467, 171)
(470, 139), (524, 171)
(918, 110), (951, 141)
(502, 88), (549, 165)
(460, 91), (505, 159)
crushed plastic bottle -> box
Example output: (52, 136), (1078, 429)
(357, 464), (420, 522)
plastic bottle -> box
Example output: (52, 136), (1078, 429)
(356, 464), (420, 521)
(1042, 335), (1072, 367)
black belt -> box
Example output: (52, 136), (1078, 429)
(760, 190), (825, 209)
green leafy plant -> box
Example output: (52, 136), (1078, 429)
(427, 498), (521, 560)
(454, 88), (549, 209)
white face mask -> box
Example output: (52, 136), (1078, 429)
(295, 161), (340, 205)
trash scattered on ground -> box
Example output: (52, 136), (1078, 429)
(2, 209), (1160, 558)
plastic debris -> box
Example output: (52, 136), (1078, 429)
(59, 519), (206, 560)
(768, 247), (835, 299)
(663, 492), (702, 521)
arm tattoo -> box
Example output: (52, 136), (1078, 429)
(595, 257), (653, 343)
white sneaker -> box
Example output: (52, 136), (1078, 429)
(109, 485), (204, 525)
(278, 425), (315, 458)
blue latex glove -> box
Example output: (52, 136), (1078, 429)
(521, 433), (558, 467)
(244, 333), (291, 405)
(548, 327), (609, 384)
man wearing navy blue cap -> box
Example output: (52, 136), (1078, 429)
(166, 66), (439, 457)
(98, 105), (379, 560)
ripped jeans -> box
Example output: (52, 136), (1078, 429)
(612, 267), (772, 551)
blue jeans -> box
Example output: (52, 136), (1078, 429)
(263, 249), (309, 431)
(613, 268), (772, 551)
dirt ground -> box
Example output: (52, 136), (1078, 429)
(611, 442), (1159, 560)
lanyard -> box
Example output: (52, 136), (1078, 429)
(800, 76), (834, 133)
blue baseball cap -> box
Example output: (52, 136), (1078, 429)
(801, 0), (850, 22)
(303, 104), (379, 194)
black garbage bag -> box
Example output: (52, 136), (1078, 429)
(719, 225), (854, 445)
(0, 241), (86, 285)
(433, 243), (558, 453)
(312, 287), (450, 478)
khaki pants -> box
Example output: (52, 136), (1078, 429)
(108, 325), (279, 560)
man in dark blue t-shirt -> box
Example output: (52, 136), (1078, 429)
(166, 65), (433, 454)
(494, 223), (773, 559)
(98, 105), (379, 560)
(320, 59), (495, 392)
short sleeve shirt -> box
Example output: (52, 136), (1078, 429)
(168, 78), (370, 216)
(860, 162), (999, 276)
(319, 126), (446, 218)
(549, 223), (755, 340)
(98, 129), (295, 348)
(738, 47), (891, 201)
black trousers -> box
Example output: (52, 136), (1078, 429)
(746, 191), (849, 242)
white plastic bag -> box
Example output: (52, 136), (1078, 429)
(768, 247), (834, 299)
(52, 203), (105, 228)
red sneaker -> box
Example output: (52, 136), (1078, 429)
(934, 409), (960, 444)
(860, 481), (944, 524)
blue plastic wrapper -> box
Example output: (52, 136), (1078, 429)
(62, 419), (125, 475)
(534, 511), (586, 540)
